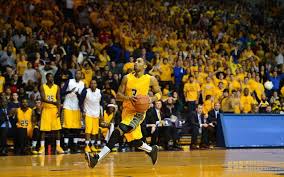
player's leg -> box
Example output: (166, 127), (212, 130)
(128, 139), (158, 165)
(90, 118), (99, 152)
(31, 127), (40, 154)
(84, 115), (92, 152)
(38, 131), (45, 154)
(55, 130), (64, 154)
(85, 122), (132, 168)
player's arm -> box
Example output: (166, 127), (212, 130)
(40, 85), (57, 105)
(149, 76), (162, 103)
(56, 85), (61, 114)
(116, 75), (134, 102)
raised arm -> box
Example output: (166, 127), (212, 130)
(149, 76), (162, 102)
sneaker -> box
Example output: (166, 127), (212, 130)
(146, 145), (158, 165)
(31, 147), (38, 155)
(85, 146), (91, 153)
(38, 146), (45, 155)
(85, 152), (99, 168)
(90, 145), (98, 152)
(56, 146), (65, 154)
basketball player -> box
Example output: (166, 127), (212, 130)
(79, 79), (102, 153)
(62, 70), (85, 152)
(85, 58), (162, 168)
(38, 73), (64, 154)
(14, 99), (35, 154)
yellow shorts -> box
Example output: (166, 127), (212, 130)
(40, 107), (61, 131)
(63, 109), (82, 129)
(85, 115), (99, 135)
(121, 110), (145, 142)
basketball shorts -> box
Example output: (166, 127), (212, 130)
(85, 115), (99, 135)
(121, 110), (146, 142)
(40, 107), (61, 131)
(63, 109), (82, 129)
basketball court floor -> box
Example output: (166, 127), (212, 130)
(1, 149), (284, 177)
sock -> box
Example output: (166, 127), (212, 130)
(106, 129), (122, 149)
(64, 138), (69, 145)
(85, 140), (90, 146)
(97, 140), (101, 145)
(40, 141), (45, 147)
(32, 141), (37, 147)
(138, 142), (152, 153)
(91, 140), (95, 146)
(56, 140), (61, 146)
(73, 138), (78, 144)
(98, 146), (110, 161)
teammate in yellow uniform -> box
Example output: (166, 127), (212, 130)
(38, 73), (64, 154)
(14, 99), (35, 155)
(85, 58), (162, 168)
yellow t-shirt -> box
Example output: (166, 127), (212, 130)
(159, 64), (172, 81)
(183, 82), (200, 101)
(281, 86), (284, 97)
(98, 54), (110, 68)
(82, 68), (93, 87)
(17, 60), (28, 76)
(240, 95), (254, 113)
(0, 76), (5, 93)
(203, 100), (213, 114)
(202, 83), (216, 100)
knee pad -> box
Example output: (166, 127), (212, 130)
(129, 113), (144, 129)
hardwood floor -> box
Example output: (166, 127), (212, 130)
(1, 149), (284, 177)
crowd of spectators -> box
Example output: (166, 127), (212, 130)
(0, 0), (284, 154)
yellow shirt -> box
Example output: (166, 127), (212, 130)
(203, 100), (213, 114)
(159, 64), (172, 81)
(98, 54), (110, 68)
(183, 82), (200, 101)
(82, 68), (93, 87)
(16, 108), (32, 128)
(0, 76), (5, 93)
(253, 82), (265, 100)
(202, 83), (216, 100)
(17, 60), (28, 76)
(43, 84), (58, 108)
(231, 97), (241, 114)
(240, 95), (254, 113)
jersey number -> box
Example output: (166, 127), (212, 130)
(132, 89), (137, 96)
(47, 95), (54, 101)
(20, 120), (28, 127)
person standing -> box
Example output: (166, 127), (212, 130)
(38, 73), (64, 154)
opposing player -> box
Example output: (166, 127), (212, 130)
(85, 58), (162, 168)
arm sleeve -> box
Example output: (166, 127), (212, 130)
(61, 80), (70, 96)
(79, 88), (87, 113)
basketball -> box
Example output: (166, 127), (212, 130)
(134, 95), (150, 113)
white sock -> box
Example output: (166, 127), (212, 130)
(85, 140), (90, 146)
(32, 141), (37, 147)
(138, 142), (152, 153)
(98, 146), (110, 161)
(91, 140), (95, 145)
(73, 138), (78, 144)
(64, 138), (69, 144)
(97, 140), (101, 145)
(56, 140), (61, 146)
(40, 141), (45, 147)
